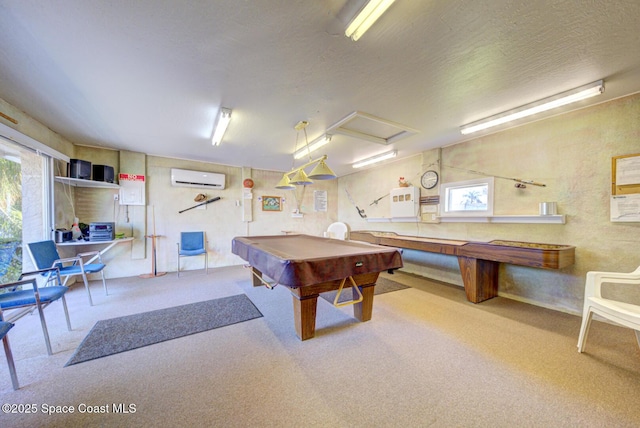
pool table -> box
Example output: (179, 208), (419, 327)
(232, 234), (403, 340)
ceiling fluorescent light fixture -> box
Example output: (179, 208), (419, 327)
(460, 80), (604, 135)
(345, 0), (396, 41)
(352, 150), (397, 168)
(211, 107), (232, 146)
(293, 134), (332, 160)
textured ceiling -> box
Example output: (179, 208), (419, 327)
(0, 0), (639, 177)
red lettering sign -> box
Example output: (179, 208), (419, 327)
(119, 173), (145, 182)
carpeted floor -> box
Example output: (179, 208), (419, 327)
(66, 294), (262, 366)
(319, 276), (409, 304)
(1, 266), (639, 427)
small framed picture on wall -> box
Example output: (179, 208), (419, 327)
(262, 196), (282, 211)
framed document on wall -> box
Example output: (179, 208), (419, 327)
(611, 153), (640, 222)
(612, 153), (640, 195)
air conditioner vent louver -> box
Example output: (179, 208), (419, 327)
(174, 180), (223, 188)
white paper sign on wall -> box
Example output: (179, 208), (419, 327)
(119, 173), (146, 206)
(611, 194), (640, 222)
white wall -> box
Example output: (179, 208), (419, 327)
(337, 93), (640, 315)
(3, 93), (639, 315)
(58, 154), (340, 278)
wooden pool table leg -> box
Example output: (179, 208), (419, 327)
(291, 285), (375, 340)
(288, 275), (378, 340)
(292, 294), (318, 340)
(250, 267), (263, 287)
(353, 284), (375, 321)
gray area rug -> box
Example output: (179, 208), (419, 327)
(66, 294), (262, 366)
(320, 276), (410, 304)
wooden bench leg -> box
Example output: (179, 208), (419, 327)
(457, 256), (499, 303)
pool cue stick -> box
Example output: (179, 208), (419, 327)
(443, 164), (547, 187)
(0, 111), (18, 124)
(345, 188), (367, 218)
(152, 205), (157, 276)
(140, 205), (166, 278)
(178, 196), (221, 214)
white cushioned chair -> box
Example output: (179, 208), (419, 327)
(326, 222), (349, 240)
(577, 265), (640, 354)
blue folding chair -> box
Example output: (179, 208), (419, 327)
(27, 240), (107, 306)
(177, 232), (208, 277)
(0, 267), (71, 356)
(0, 314), (18, 390)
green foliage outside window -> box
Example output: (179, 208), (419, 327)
(0, 157), (22, 284)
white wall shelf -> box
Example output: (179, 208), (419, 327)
(366, 215), (566, 224)
(367, 217), (421, 223)
(438, 215), (566, 224)
(55, 176), (119, 189)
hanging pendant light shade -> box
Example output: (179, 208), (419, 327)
(290, 169), (314, 185)
(274, 120), (338, 189)
(308, 159), (337, 180)
(275, 174), (296, 190)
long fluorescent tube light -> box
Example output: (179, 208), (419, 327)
(460, 80), (604, 135)
(345, 0), (396, 41)
(352, 150), (397, 168)
(211, 107), (232, 146)
(293, 134), (332, 160)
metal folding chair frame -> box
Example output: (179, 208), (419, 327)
(0, 267), (71, 356)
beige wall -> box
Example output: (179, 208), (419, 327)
(58, 154), (339, 278)
(0, 98), (75, 159)
(2, 93), (639, 315)
(338, 93), (640, 315)
(146, 157), (339, 273)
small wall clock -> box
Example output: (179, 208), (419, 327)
(421, 170), (439, 189)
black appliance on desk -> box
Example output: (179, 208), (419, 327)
(89, 222), (115, 241)
(55, 229), (73, 243)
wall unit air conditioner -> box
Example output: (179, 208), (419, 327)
(170, 168), (226, 189)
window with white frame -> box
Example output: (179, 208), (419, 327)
(1, 125), (66, 274)
(440, 177), (494, 217)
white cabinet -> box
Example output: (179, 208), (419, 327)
(390, 186), (420, 218)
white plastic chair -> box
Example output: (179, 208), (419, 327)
(326, 222), (349, 240)
(577, 265), (640, 353)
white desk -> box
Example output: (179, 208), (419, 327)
(56, 237), (134, 264)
